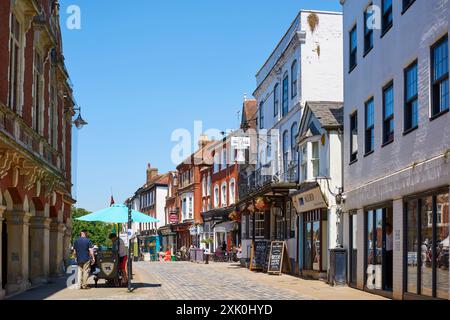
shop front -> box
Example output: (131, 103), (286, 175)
(291, 182), (330, 280)
(172, 222), (192, 250)
(159, 225), (177, 255)
(404, 189), (449, 300)
(201, 208), (232, 252)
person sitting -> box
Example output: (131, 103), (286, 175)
(109, 233), (128, 286)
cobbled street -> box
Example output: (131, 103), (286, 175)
(9, 262), (387, 300)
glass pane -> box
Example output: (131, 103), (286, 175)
(305, 222), (312, 270)
(421, 196), (434, 297)
(366, 211), (376, 288)
(384, 85), (394, 118)
(434, 38), (448, 81)
(407, 200), (419, 294)
(351, 214), (358, 284)
(406, 63), (418, 100)
(313, 221), (321, 271)
(436, 192), (449, 299)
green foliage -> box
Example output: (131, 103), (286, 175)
(71, 207), (114, 247)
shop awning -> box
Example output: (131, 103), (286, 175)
(201, 207), (233, 223)
(291, 182), (328, 213)
(213, 221), (235, 232)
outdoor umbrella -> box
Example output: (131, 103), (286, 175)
(75, 203), (159, 223)
(75, 203), (158, 292)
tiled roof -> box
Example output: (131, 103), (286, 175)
(305, 101), (343, 129)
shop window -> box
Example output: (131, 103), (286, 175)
(249, 212), (265, 238)
(405, 191), (449, 299)
(303, 209), (327, 272)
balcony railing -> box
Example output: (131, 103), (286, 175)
(0, 104), (63, 173)
(238, 161), (299, 199)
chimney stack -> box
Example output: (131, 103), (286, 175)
(146, 163), (158, 183)
(198, 134), (211, 149)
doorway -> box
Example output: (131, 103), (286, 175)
(349, 212), (358, 286)
(365, 206), (393, 292)
(2, 220), (7, 290)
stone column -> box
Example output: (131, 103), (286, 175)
(29, 216), (51, 285)
(49, 221), (66, 276)
(0, 206), (5, 299)
(4, 211), (32, 295)
(63, 226), (72, 268)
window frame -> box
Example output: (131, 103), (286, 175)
(430, 35), (449, 119)
(349, 24), (358, 72)
(404, 60), (419, 134)
(274, 83), (279, 117)
(365, 97), (375, 155)
(402, 0), (416, 14)
(282, 74), (289, 116)
(381, 0), (393, 37)
(382, 81), (395, 146)
(282, 130), (289, 175)
(364, 5), (374, 55)
(291, 60), (298, 99)
(350, 111), (358, 163)
(259, 101), (264, 129)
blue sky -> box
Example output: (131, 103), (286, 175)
(60, 0), (342, 211)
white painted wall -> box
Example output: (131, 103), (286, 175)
(255, 10), (343, 179)
(156, 186), (168, 229)
(342, 0), (450, 209)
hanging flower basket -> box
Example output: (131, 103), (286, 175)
(247, 203), (255, 213)
(255, 197), (266, 211)
(228, 210), (241, 222)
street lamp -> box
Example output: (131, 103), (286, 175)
(73, 107), (88, 129)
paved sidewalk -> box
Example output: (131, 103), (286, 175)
(8, 261), (387, 300)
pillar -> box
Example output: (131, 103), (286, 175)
(4, 211), (31, 295)
(0, 206), (5, 299)
(356, 208), (365, 290)
(49, 220), (66, 276)
(392, 199), (404, 300)
(29, 216), (51, 285)
(63, 226), (72, 268)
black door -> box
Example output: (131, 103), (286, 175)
(2, 220), (7, 289)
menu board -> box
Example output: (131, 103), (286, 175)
(267, 241), (285, 275)
(250, 241), (269, 271)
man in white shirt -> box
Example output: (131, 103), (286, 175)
(385, 223), (393, 290)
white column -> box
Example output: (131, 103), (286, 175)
(29, 216), (51, 285)
(392, 199), (404, 300)
(0, 206), (5, 299)
(356, 208), (365, 290)
(4, 211), (32, 295)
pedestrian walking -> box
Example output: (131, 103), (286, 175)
(73, 229), (94, 290)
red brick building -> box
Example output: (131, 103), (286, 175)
(200, 137), (239, 252)
(0, 0), (76, 298)
(172, 136), (213, 249)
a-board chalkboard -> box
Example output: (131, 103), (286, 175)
(250, 240), (269, 271)
(267, 241), (285, 275)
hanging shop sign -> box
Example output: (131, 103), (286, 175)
(291, 186), (328, 213)
(169, 213), (179, 223)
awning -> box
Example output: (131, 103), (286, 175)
(214, 221), (235, 233)
(291, 182), (328, 213)
(201, 207), (233, 223)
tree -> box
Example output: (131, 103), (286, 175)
(71, 207), (114, 247)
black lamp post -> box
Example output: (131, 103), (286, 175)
(127, 203), (133, 292)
